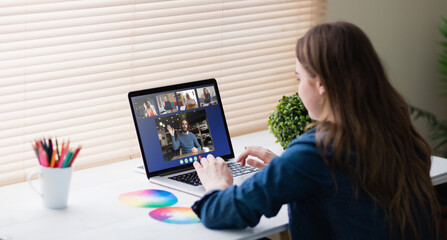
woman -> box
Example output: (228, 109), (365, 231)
(203, 88), (211, 104)
(164, 95), (173, 112)
(144, 100), (157, 117)
(185, 93), (197, 110)
(143, 102), (150, 117)
(192, 22), (441, 239)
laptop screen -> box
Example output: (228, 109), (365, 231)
(128, 79), (234, 177)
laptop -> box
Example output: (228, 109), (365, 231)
(128, 78), (258, 197)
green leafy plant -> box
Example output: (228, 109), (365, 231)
(410, 17), (447, 157)
(410, 106), (447, 158)
(268, 93), (312, 149)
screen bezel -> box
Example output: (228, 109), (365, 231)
(128, 78), (235, 178)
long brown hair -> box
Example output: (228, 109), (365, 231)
(296, 21), (440, 239)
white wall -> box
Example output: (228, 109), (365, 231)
(327, 0), (447, 146)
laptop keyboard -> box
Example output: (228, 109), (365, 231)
(168, 162), (259, 186)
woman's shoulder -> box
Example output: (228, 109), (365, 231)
(272, 128), (331, 183)
(288, 127), (318, 148)
(277, 128), (320, 161)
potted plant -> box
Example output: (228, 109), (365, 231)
(268, 93), (312, 149)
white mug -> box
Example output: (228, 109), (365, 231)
(27, 166), (73, 209)
(203, 147), (210, 152)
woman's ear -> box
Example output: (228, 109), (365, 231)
(316, 76), (326, 95)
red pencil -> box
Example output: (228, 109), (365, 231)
(68, 146), (82, 167)
(57, 142), (68, 168)
(32, 143), (41, 165)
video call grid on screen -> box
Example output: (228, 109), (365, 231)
(131, 84), (232, 173)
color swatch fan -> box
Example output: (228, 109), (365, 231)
(149, 207), (200, 224)
(118, 189), (178, 208)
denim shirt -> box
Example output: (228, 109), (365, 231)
(192, 128), (391, 240)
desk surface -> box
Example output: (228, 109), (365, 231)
(430, 155), (447, 185)
(0, 130), (286, 240)
(1, 130), (447, 240)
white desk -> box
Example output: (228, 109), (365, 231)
(1, 130), (447, 240)
(0, 130), (286, 240)
(430, 155), (447, 185)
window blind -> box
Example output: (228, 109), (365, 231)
(0, 0), (326, 186)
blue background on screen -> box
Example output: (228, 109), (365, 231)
(132, 87), (231, 173)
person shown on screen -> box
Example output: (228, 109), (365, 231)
(143, 100), (157, 117)
(167, 119), (202, 154)
(163, 95), (173, 113)
(191, 22), (441, 240)
(185, 93), (197, 110)
(203, 88), (211, 104)
(178, 93), (186, 111)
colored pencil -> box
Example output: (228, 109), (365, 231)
(58, 146), (68, 168)
(50, 151), (56, 168)
(68, 146), (82, 167)
(39, 148), (49, 167)
(48, 138), (53, 162)
(56, 139), (60, 161)
(32, 143), (41, 165)
(32, 137), (81, 168)
(62, 152), (73, 168)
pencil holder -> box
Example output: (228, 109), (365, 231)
(29, 137), (82, 209)
(27, 165), (73, 209)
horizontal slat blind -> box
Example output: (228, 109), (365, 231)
(0, 0), (326, 186)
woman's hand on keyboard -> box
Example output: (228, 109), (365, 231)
(193, 154), (233, 192)
(236, 146), (277, 169)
